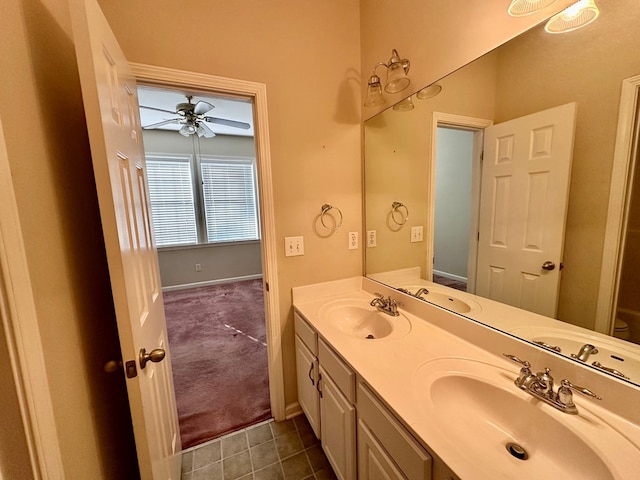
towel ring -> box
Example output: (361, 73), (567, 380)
(391, 202), (409, 226)
(320, 204), (343, 231)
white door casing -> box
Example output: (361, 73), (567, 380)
(129, 63), (285, 422)
(69, 0), (180, 478)
(476, 103), (577, 318)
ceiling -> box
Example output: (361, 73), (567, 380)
(137, 86), (255, 137)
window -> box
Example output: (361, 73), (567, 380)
(145, 153), (259, 247)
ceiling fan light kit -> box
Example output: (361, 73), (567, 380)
(140, 94), (251, 138)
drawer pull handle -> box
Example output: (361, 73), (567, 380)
(317, 373), (323, 398)
(308, 362), (315, 386)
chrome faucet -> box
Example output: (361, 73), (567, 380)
(414, 287), (430, 298)
(370, 293), (400, 316)
(503, 354), (602, 414)
(571, 344), (598, 362)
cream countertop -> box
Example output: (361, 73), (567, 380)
(292, 276), (640, 480)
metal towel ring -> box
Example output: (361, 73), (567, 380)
(391, 202), (409, 226)
(320, 204), (343, 231)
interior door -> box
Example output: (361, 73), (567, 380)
(476, 103), (577, 317)
(69, 0), (181, 478)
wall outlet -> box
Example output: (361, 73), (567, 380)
(348, 232), (359, 250)
(195, 263), (202, 272)
(367, 230), (377, 248)
(285, 236), (304, 257)
(411, 226), (424, 243)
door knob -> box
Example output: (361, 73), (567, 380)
(541, 261), (556, 271)
(139, 348), (166, 369)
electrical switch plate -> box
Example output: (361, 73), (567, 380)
(367, 230), (377, 248)
(411, 226), (424, 243)
(348, 232), (358, 250)
(195, 263), (202, 272)
(285, 236), (304, 257)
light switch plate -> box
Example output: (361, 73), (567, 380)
(411, 226), (424, 243)
(285, 236), (304, 256)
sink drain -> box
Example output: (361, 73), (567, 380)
(505, 443), (528, 460)
(366, 334), (375, 339)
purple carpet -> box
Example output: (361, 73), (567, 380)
(163, 279), (271, 449)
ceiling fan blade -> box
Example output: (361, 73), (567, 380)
(193, 101), (215, 115)
(142, 118), (181, 129)
(197, 122), (216, 138)
(140, 105), (178, 115)
(204, 116), (251, 130)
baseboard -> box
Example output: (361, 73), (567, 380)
(432, 270), (467, 283)
(285, 402), (303, 420)
(162, 274), (263, 292)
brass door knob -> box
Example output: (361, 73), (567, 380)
(139, 348), (166, 369)
(541, 261), (556, 271)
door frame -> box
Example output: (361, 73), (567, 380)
(0, 115), (64, 478)
(596, 74), (640, 336)
(430, 112), (492, 293)
(130, 63), (285, 421)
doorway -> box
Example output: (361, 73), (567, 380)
(430, 113), (492, 294)
(137, 84), (271, 448)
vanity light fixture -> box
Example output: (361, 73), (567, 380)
(392, 96), (415, 112)
(507, 0), (557, 16)
(544, 0), (599, 34)
(416, 83), (442, 100)
(364, 49), (411, 107)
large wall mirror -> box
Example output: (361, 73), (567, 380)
(364, 0), (640, 385)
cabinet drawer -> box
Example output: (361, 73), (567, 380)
(357, 382), (432, 480)
(318, 338), (355, 403)
(294, 311), (317, 355)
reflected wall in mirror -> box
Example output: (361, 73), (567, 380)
(364, 0), (640, 384)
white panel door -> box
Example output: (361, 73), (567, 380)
(476, 103), (577, 317)
(69, 0), (180, 478)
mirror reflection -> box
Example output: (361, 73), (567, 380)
(364, 0), (640, 384)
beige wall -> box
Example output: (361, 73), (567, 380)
(0, 0), (138, 477)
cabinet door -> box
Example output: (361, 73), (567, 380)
(358, 419), (405, 480)
(320, 366), (356, 480)
(295, 335), (320, 437)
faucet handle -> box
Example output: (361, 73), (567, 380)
(560, 379), (602, 401)
(373, 292), (384, 299)
(503, 354), (530, 368)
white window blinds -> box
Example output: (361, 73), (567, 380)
(201, 157), (259, 242)
(145, 155), (198, 247)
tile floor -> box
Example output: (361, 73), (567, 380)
(181, 415), (337, 480)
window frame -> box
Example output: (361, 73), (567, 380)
(145, 152), (260, 249)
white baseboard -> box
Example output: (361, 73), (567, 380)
(285, 402), (303, 420)
(432, 270), (467, 283)
(162, 274), (263, 292)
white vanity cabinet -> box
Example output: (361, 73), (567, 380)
(295, 313), (321, 437)
(294, 310), (458, 480)
(318, 338), (357, 480)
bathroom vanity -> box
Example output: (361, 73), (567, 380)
(293, 277), (640, 480)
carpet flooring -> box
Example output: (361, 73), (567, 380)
(164, 279), (271, 449)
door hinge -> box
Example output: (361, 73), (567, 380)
(480, 150), (484, 162)
(265, 281), (270, 292)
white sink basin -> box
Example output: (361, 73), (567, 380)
(399, 285), (481, 314)
(510, 326), (640, 382)
(318, 299), (411, 340)
(412, 358), (638, 479)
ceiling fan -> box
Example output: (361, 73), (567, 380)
(140, 95), (251, 138)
